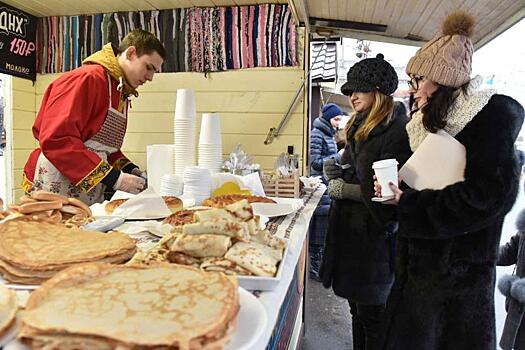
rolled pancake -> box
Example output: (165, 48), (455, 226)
(171, 234), (232, 258)
(182, 219), (250, 241)
(20, 263), (239, 349)
(200, 257), (253, 276)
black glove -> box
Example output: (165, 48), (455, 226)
(323, 158), (342, 181)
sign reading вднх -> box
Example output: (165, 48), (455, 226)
(0, 1), (36, 81)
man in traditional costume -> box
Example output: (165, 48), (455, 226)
(23, 29), (166, 204)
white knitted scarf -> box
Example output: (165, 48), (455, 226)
(406, 76), (496, 151)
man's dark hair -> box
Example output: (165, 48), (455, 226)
(119, 29), (166, 60)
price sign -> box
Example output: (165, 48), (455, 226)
(0, 1), (36, 80)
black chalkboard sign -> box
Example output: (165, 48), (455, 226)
(0, 1), (36, 81)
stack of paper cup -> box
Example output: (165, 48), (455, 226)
(198, 113), (223, 173)
(183, 166), (212, 205)
(159, 174), (184, 196)
(174, 89), (197, 176)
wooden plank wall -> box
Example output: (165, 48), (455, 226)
(10, 66), (305, 200)
(11, 77), (37, 201)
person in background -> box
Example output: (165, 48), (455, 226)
(497, 189), (525, 350)
(23, 29), (166, 205)
(321, 54), (411, 350)
(310, 103), (343, 183)
(374, 11), (524, 350)
(308, 103), (342, 280)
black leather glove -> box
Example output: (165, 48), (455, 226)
(323, 158), (343, 181)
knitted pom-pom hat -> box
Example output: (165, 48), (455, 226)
(406, 10), (474, 88)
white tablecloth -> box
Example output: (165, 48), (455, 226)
(253, 184), (326, 349)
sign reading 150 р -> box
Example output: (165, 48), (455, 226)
(0, 2), (37, 81)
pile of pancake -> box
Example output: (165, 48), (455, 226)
(133, 199), (286, 277)
(0, 221), (136, 284)
(19, 262), (239, 349)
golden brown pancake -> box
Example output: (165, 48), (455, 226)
(202, 194), (276, 208)
(20, 262), (239, 349)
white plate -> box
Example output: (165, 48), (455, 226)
(251, 203), (295, 218)
(3, 288), (267, 350)
(0, 278), (39, 291)
(226, 288), (267, 350)
(371, 196), (394, 202)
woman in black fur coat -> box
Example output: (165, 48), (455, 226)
(498, 205), (525, 350)
(374, 11), (525, 350)
(320, 54), (411, 350)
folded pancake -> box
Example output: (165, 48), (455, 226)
(200, 257), (254, 276)
(182, 219), (250, 241)
(20, 262), (239, 349)
(0, 283), (17, 338)
(167, 251), (203, 268)
(171, 234), (232, 258)
(193, 208), (236, 223)
(0, 221), (136, 281)
(224, 199), (255, 221)
(224, 241), (283, 277)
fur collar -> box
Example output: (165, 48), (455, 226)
(406, 76), (496, 151)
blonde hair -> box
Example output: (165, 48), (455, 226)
(344, 91), (394, 142)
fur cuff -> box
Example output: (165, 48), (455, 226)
(511, 278), (525, 303)
(498, 274), (519, 297)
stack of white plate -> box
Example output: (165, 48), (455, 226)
(182, 166), (212, 205)
(159, 174), (184, 196)
(174, 89), (197, 176)
(198, 113), (223, 173)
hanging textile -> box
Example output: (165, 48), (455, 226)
(36, 5), (297, 74)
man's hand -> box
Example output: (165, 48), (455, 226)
(113, 172), (146, 194)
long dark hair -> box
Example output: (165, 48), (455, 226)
(420, 83), (468, 132)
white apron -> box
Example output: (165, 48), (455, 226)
(33, 74), (128, 205)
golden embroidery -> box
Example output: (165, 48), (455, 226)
(76, 161), (112, 193)
(112, 157), (131, 171)
(22, 174), (34, 194)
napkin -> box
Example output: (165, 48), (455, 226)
(112, 187), (171, 219)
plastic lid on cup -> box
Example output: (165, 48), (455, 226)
(372, 158), (398, 169)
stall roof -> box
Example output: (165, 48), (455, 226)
(0, 0), (286, 17)
(4, 0), (524, 50)
(290, 0), (525, 49)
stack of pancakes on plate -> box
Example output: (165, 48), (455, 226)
(20, 262), (239, 349)
(0, 221), (136, 285)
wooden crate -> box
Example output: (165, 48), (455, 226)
(262, 171), (300, 198)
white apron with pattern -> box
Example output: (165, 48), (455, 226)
(33, 73), (128, 205)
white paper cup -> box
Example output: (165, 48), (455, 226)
(372, 159), (399, 198)
(175, 89), (196, 119)
(199, 113), (222, 144)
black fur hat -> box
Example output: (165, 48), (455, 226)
(341, 53), (398, 96)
